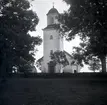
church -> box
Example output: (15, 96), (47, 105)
(36, 6), (81, 73)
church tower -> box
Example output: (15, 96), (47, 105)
(42, 6), (63, 73)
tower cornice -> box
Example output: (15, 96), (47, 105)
(43, 24), (60, 30)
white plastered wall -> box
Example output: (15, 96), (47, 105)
(42, 29), (63, 73)
(47, 13), (59, 25)
(63, 53), (82, 73)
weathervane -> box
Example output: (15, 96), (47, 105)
(53, 2), (54, 8)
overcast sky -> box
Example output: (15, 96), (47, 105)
(29, 0), (93, 72)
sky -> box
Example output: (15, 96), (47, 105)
(29, 0), (93, 72)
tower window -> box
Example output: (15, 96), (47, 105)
(50, 50), (53, 54)
(51, 17), (54, 24)
(50, 50), (53, 58)
(50, 35), (53, 39)
(55, 16), (58, 19)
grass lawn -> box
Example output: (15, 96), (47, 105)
(0, 77), (107, 105)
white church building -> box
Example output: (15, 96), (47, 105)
(36, 6), (81, 73)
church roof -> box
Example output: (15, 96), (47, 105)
(47, 7), (59, 15)
(43, 24), (60, 30)
(36, 50), (73, 63)
(64, 51), (73, 59)
(36, 56), (43, 63)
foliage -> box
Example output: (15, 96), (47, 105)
(0, 0), (42, 76)
(72, 40), (102, 72)
(88, 57), (101, 72)
(59, 0), (107, 72)
(50, 51), (69, 67)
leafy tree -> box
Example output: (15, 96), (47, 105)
(72, 44), (101, 72)
(0, 0), (42, 76)
(50, 50), (69, 67)
(88, 57), (101, 72)
(59, 0), (107, 72)
(72, 38), (102, 72)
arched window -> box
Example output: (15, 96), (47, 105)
(51, 17), (54, 24)
(50, 50), (53, 58)
(50, 50), (53, 54)
(50, 35), (53, 39)
(55, 16), (58, 19)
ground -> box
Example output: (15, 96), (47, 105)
(0, 74), (107, 105)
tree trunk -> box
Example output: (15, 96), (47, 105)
(100, 56), (106, 73)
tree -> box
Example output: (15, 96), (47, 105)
(72, 44), (101, 72)
(88, 57), (101, 72)
(50, 50), (69, 67)
(0, 0), (42, 76)
(59, 0), (107, 72)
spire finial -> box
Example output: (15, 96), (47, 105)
(53, 2), (54, 8)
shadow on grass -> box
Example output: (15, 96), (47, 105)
(0, 78), (8, 105)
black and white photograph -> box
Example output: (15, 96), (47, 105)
(0, 0), (107, 105)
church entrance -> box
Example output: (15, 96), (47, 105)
(48, 61), (55, 73)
